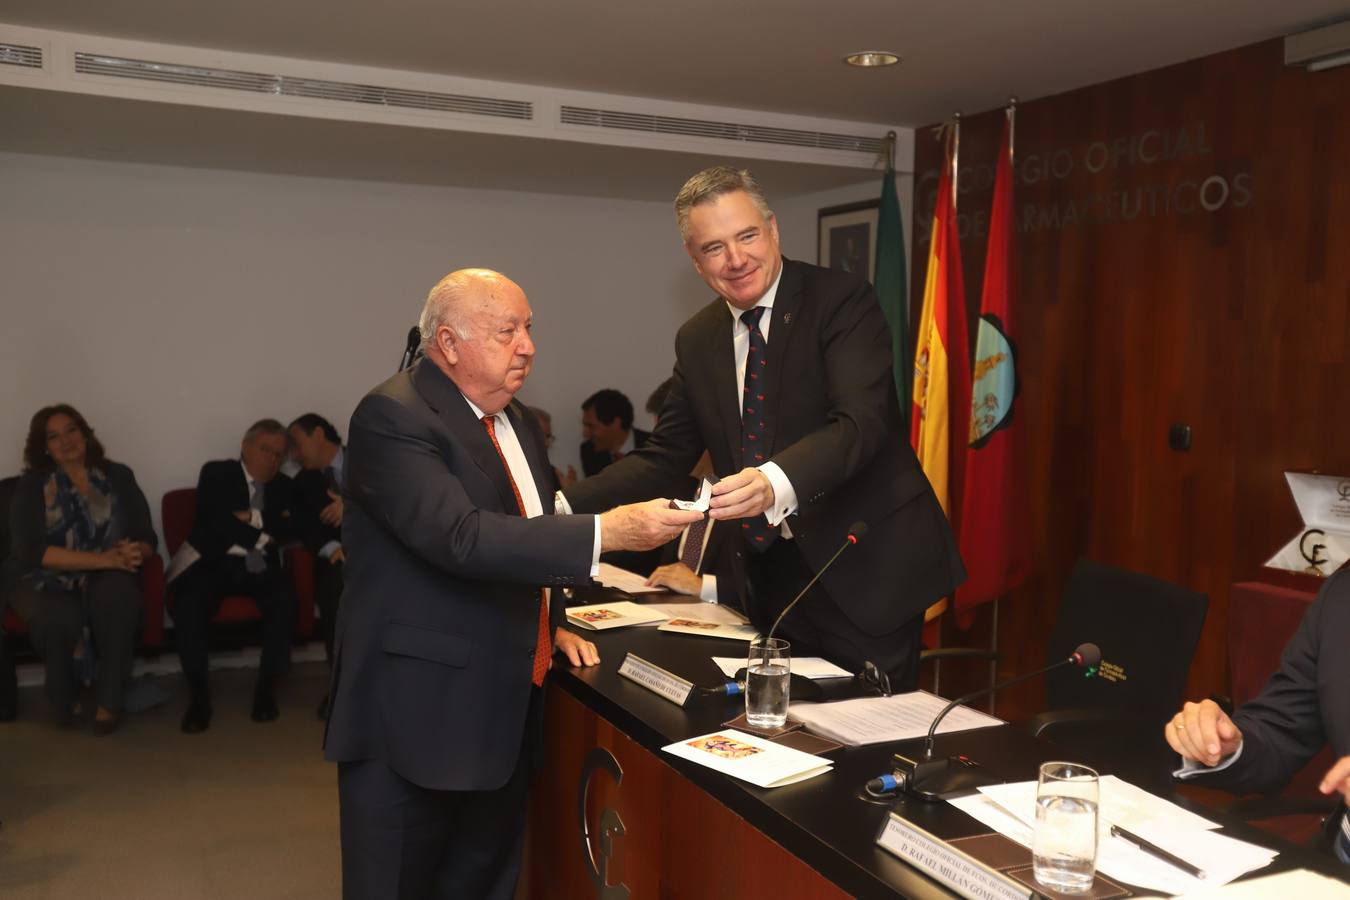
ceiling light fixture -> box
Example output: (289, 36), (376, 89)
(844, 51), (900, 68)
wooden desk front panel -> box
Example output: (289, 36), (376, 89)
(523, 686), (850, 900)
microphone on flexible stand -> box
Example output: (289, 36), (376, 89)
(736, 522), (867, 704)
(399, 325), (422, 372)
(865, 642), (1102, 802)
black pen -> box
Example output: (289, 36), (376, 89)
(1109, 824), (1207, 880)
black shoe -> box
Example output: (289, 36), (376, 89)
(251, 686), (279, 723)
(315, 693), (330, 721)
(181, 699), (212, 734)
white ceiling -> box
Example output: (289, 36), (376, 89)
(2, 1), (1344, 198)
(3, 0), (1344, 123)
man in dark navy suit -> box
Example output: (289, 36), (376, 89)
(324, 268), (699, 900)
(565, 167), (964, 691)
(169, 419), (297, 733)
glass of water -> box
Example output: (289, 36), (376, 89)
(1033, 761), (1099, 894)
(745, 637), (790, 728)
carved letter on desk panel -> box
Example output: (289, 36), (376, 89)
(578, 746), (629, 900)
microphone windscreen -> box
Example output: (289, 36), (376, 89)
(1073, 642), (1102, 668)
(849, 521), (869, 541)
(405, 325), (422, 350)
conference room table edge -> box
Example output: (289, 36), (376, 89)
(529, 592), (1338, 899)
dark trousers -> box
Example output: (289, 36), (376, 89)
(315, 557), (345, 665)
(744, 538), (923, 692)
(8, 571), (143, 718)
(338, 687), (540, 900)
(170, 557), (295, 689)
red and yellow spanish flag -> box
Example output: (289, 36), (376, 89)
(911, 138), (971, 526)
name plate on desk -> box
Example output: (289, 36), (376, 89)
(876, 813), (1031, 900)
(618, 653), (694, 706)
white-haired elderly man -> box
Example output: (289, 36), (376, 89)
(323, 267), (699, 900)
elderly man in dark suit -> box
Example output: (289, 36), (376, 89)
(169, 419), (297, 733)
(564, 166), (964, 692)
(324, 268), (699, 900)
(1168, 570), (1350, 863)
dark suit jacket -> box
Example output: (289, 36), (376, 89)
(566, 257), (964, 634)
(323, 359), (595, 792)
(656, 518), (747, 612)
(293, 466), (341, 557)
(1187, 570), (1350, 796)
(580, 428), (651, 477)
(186, 459), (295, 566)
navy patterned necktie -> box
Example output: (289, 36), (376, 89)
(1336, 807), (1350, 865)
(739, 306), (776, 552)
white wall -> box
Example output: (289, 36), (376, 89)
(0, 152), (702, 535)
(0, 152), (907, 544)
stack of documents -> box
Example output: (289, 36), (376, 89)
(949, 776), (1279, 895)
(787, 690), (1003, 746)
(712, 656), (853, 680)
(662, 728), (832, 788)
(565, 600), (668, 630)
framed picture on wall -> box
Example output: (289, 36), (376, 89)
(817, 199), (879, 280)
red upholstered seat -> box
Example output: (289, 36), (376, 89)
(160, 487), (315, 640)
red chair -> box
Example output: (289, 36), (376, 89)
(160, 488), (315, 641)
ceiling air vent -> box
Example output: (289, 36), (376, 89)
(560, 105), (882, 155)
(0, 42), (43, 69)
(72, 52), (533, 120)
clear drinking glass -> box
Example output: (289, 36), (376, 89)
(1032, 761), (1099, 894)
(745, 637), (790, 728)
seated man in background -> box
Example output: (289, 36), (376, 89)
(1167, 569), (1349, 862)
(168, 419), (297, 734)
(287, 412), (346, 719)
(528, 406), (576, 489)
(579, 388), (649, 477)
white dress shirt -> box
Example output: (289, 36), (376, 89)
(469, 398), (600, 575)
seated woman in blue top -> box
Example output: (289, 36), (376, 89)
(7, 404), (157, 733)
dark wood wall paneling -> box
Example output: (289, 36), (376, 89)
(910, 40), (1350, 719)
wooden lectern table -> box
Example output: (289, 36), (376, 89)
(521, 599), (1342, 899)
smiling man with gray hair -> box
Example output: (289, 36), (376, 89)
(324, 267), (699, 900)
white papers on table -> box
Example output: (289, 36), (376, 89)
(594, 562), (663, 594)
(711, 656), (853, 680)
(980, 777), (1219, 834)
(787, 690), (1003, 746)
(965, 778), (1277, 895)
(646, 602), (749, 626)
(1157, 868), (1350, 898)
(657, 619), (760, 641)
(661, 728), (832, 788)
(565, 600), (668, 630)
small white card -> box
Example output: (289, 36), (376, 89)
(671, 478), (714, 512)
(617, 652), (694, 706)
(658, 618), (760, 641)
(566, 601), (668, 630)
(662, 728), (832, 788)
